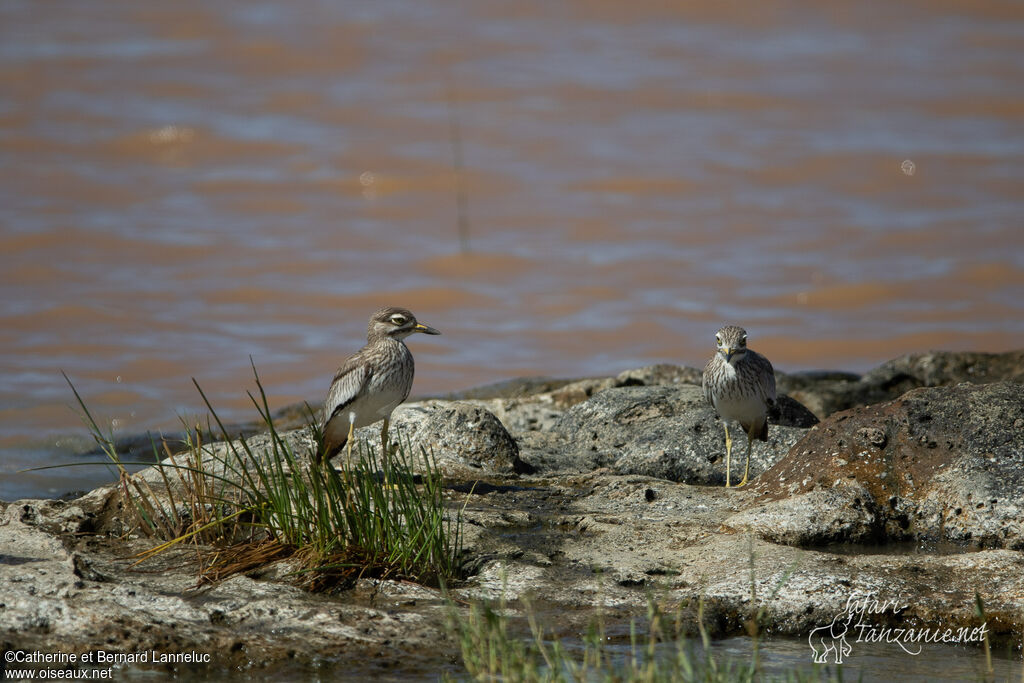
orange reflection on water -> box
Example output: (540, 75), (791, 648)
(1, 0), (1022, 503)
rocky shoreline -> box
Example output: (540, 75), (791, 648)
(2, 350), (1023, 676)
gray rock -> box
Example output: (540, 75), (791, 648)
(547, 377), (620, 409)
(774, 370), (864, 419)
(461, 396), (565, 434)
(69, 401), (529, 538)
(513, 430), (596, 473)
(0, 503), (456, 674)
(777, 349), (1024, 419)
(384, 401), (531, 476)
(614, 364), (704, 387)
(440, 376), (596, 400)
(866, 349), (1024, 387)
(165, 401), (529, 483)
(460, 474), (1024, 646)
(548, 385), (812, 485)
(726, 481), (882, 545)
(296, 401), (530, 478)
(431, 364), (707, 444)
(4, 449), (1024, 677)
(770, 394), (821, 428)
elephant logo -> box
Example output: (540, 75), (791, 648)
(808, 612), (854, 664)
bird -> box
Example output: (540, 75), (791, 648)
(315, 306), (440, 466)
(702, 325), (776, 488)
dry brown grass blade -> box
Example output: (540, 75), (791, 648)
(196, 538), (294, 586)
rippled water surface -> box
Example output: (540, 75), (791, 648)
(2, 0), (1023, 500)
(107, 635), (1023, 682)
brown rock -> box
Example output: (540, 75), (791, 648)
(750, 381), (1024, 549)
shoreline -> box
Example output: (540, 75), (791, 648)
(1, 348), (1022, 677)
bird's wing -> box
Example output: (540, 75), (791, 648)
(752, 351), (777, 406)
(322, 356), (371, 426)
(701, 357), (716, 408)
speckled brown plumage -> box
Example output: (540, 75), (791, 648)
(702, 325), (776, 487)
(316, 307), (440, 464)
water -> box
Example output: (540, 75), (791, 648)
(2, 1), (1023, 501)
(82, 634), (1024, 681)
(716, 637), (1023, 683)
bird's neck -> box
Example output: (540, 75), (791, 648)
(369, 333), (406, 346)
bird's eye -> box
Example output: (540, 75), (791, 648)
(715, 336), (721, 345)
(390, 316), (407, 326)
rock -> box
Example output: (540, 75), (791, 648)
(462, 396), (565, 433)
(548, 377), (619, 409)
(614, 364), (704, 387)
(190, 401), (530, 481)
(776, 349), (1024, 419)
(8, 354), (1024, 677)
(459, 474), (1024, 648)
(441, 376), (595, 400)
(0, 505), (456, 674)
(514, 430), (599, 474)
(774, 370), (864, 419)
(442, 366), (704, 438)
(749, 381), (1024, 549)
(384, 401), (532, 476)
(771, 394), (821, 428)
(303, 401), (530, 478)
(69, 401), (530, 537)
(726, 482), (882, 545)
(2, 465), (1021, 676)
(866, 350), (1024, 387)
(549, 385), (813, 485)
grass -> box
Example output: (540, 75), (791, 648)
(445, 541), (838, 683)
(445, 549), (1014, 682)
(445, 594), (844, 683)
(62, 363), (465, 590)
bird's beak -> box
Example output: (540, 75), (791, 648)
(414, 322), (441, 335)
(721, 347), (733, 360)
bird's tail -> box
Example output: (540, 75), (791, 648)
(753, 418), (769, 442)
(315, 435), (345, 465)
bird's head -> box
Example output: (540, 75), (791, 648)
(368, 306), (441, 341)
(715, 325), (748, 364)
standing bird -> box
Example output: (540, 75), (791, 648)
(315, 307), (440, 465)
(702, 325), (776, 488)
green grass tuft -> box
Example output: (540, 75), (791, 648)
(61, 363), (465, 590)
(445, 593), (849, 683)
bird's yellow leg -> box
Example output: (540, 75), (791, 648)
(346, 419), (355, 461)
(341, 418), (356, 505)
(724, 423), (732, 488)
(737, 428), (753, 488)
(381, 417), (391, 487)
